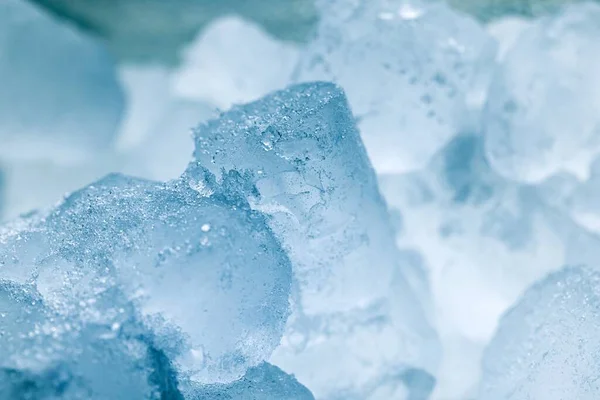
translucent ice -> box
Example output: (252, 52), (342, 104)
(191, 82), (439, 398)
(0, 281), (164, 399)
(173, 16), (300, 110)
(0, 173), (292, 384)
(484, 3), (600, 183)
(0, 0), (124, 164)
(294, 0), (496, 173)
(378, 134), (567, 398)
(479, 266), (600, 400)
(182, 362), (314, 400)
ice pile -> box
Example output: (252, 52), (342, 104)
(295, 0), (496, 173)
(4, 0), (600, 399)
(479, 266), (600, 399)
(0, 0), (124, 165)
(191, 82), (440, 399)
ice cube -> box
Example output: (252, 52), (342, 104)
(479, 266), (600, 400)
(182, 362), (314, 399)
(190, 82), (440, 398)
(173, 16), (300, 110)
(0, 280), (164, 399)
(0, 0), (124, 165)
(379, 134), (567, 398)
(484, 3), (600, 183)
(294, 0), (496, 173)
(0, 172), (293, 384)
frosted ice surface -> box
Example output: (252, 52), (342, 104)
(182, 362), (314, 400)
(378, 134), (567, 398)
(191, 82), (439, 398)
(0, 281), (164, 399)
(0, 0), (124, 164)
(173, 16), (300, 110)
(484, 3), (600, 183)
(294, 0), (496, 173)
(479, 266), (600, 400)
(0, 172), (292, 385)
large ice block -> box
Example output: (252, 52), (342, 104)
(294, 0), (496, 173)
(378, 134), (567, 398)
(479, 266), (600, 400)
(0, 0), (124, 164)
(190, 82), (439, 398)
(484, 3), (600, 183)
(182, 362), (314, 399)
(0, 172), (292, 385)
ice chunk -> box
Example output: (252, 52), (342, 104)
(484, 3), (600, 183)
(182, 362), (314, 399)
(479, 266), (600, 400)
(0, 172), (292, 384)
(0, 281), (164, 399)
(379, 134), (567, 398)
(0, 0), (124, 165)
(191, 82), (439, 398)
(173, 16), (300, 110)
(294, 0), (496, 173)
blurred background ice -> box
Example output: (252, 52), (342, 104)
(2, 0), (600, 399)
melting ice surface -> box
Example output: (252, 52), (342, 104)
(479, 266), (600, 400)
(0, 171), (293, 390)
(0, 0), (124, 165)
(295, 0), (496, 174)
(191, 82), (440, 399)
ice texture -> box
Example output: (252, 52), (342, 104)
(0, 280), (166, 399)
(182, 362), (314, 399)
(294, 0), (496, 173)
(479, 266), (600, 400)
(191, 82), (439, 398)
(378, 134), (568, 398)
(0, 0), (124, 165)
(484, 3), (600, 183)
(0, 172), (292, 385)
(173, 16), (300, 110)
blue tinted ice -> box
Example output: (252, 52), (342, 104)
(479, 266), (600, 400)
(182, 362), (314, 400)
(0, 0), (124, 164)
(0, 280), (164, 399)
(294, 0), (496, 174)
(0, 172), (292, 385)
(173, 16), (300, 110)
(191, 82), (440, 398)
(484, 3), (600, 183)
(378, 134), (567, 397)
